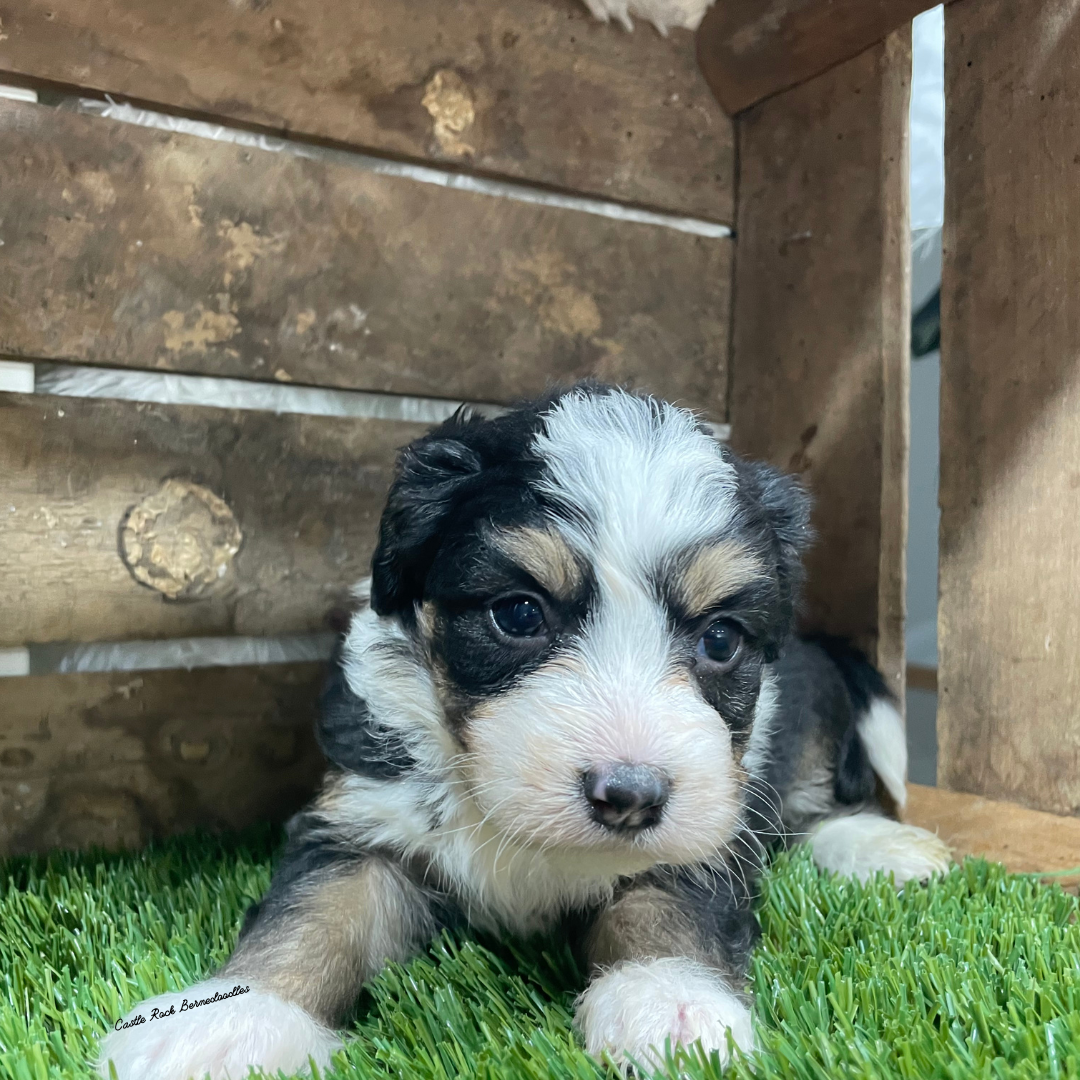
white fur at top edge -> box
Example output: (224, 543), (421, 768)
(532, 389), (738, 576)
(857, 698), (909, 808)
(810, 811), (951, 885)
(575, 958), (754, 1068)
(96, 979), (342, 1080)
(581, 0), (715, 33)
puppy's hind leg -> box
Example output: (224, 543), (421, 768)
(97, 816), (440, 1080)
(814, 694), (950, 885)
(810, 810), (951, 884)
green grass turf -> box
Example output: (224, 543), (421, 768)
(3, 826), (1080, 1080)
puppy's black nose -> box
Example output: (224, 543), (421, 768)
(583, 764), (670, 832)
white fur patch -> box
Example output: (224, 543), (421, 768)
(740, 666), (779, 780)
(581, 0), (715, 33)
(533, 389), (739, 577)
(575, 958), (754, 1068)
(96, 979), (342, 1080)
(857, 698), (909, 808)
(810, 811), (951, 885)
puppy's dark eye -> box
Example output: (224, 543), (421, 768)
(490, 596), (546, 637)
(697, 619), (743, 669)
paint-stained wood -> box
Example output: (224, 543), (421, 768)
(938, 0), (1080, 815)
(0, 664), (326, 855)
(0, 0), (733, 221)
(0, 393), (427, 647)
(697, 0), (938, 116)
(0, 99), (731, 411)
(730, 36), (911, 694)
(905, 784), (1080, 888)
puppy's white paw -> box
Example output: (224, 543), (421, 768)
(96, 978), (342, 1080)
(580, 0), (715, 34)
(811, 811), (952, 885)
(575, 957), (754, 1069)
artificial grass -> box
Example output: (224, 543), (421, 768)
(2, 827), (1079, 1080)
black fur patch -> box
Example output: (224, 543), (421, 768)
(317, 658), (417, 778)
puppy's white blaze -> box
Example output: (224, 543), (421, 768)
(96, 980), (341, 1080)
(810, 812), (952, 885)
(857, 697), (909, 809)
(532, 388), (739, 579)
(575, 958), (754, 1068)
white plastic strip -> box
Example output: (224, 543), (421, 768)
(35, 363), (502, 423)
(0, 85), (37, 103)
(76, 97), (732, 240)
(0, 648), (31, 678)
(0, 360), (35, 393)
(14, 633), (338, 677)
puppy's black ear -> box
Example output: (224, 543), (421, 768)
(371, 433), (483, 614)
(737, 458), (814, 601)
(743, 460), (813, 559)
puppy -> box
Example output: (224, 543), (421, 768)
(98, 384), (948, 1079)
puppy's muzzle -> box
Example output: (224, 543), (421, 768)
(582, 764), (671, 833)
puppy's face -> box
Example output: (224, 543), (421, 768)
(371, 387), (810, 869)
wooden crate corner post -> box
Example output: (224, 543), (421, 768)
(938, 0), (1080, 816)
(728, 29), (912, 695)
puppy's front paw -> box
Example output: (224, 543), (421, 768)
(810, 811), (952, 885)
(574, 957), (754, 1070)
(96, 978), (342, 1080)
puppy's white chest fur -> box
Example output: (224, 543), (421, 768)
(327, 770), (656, 934)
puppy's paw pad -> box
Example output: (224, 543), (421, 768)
(811, 812), (952, 885)
(96, 978), (342, 1080)
(575, 958), (754, 1069)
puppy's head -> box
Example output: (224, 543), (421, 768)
(368, 384), (810, 867)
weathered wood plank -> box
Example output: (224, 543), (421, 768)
(905, 784), (1080, 887)
(0, 0), (732, 221)
(0, 392), (427, 646)
(730, 35), (911, 694)
(938, 0), (1080, 815)
(0, 98), (731, 410)
(697, 0), (938, 116)
(0, 664), (326, 855)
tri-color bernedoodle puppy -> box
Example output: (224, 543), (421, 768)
(99, 384), (949, 1079)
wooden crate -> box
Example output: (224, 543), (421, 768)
(2, 0), (1070, 861)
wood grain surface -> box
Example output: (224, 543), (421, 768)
(938, 0), (1080, 815)
(0, 664), (326, 855)
(906, 783), (1080, 887)
(0, 0), (733, 220)
(0, 393), (427, 646)
(0, 98), (732, 410)
(697, 0), (938, 115)
(730, 35), (911, 694)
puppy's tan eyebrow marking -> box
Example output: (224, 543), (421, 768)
(492, 526), (582, 599)
(676, 541), (767, 616)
